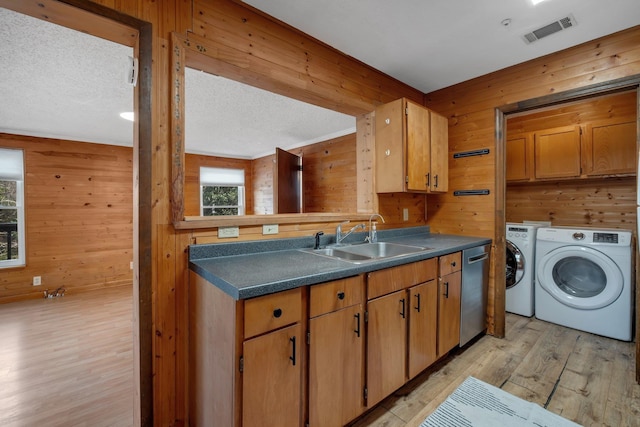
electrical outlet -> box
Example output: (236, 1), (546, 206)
(403, 208), (409, 221)
(130, 261), (134, 270)
(33, 276), (42, 286)
(218, 226), (240, 238)
(262, 224), (279, 235)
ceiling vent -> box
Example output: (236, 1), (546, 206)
(522, 14), (577, 44)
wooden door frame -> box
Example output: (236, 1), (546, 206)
(495, 74), (640, 383)
(0, 0), (154, 424)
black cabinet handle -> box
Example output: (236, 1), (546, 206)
(400, 298), (406, 319)
(414, 293), (421, 312)
(337, 291), (345, 300)
(354, 313), (361, 337)
(426, 173), (430, 187)
(451, 261), (456, 267)
(273, 308), (282, 318)
(444, 282), (449, 298)
(289, 336), (296, 366)
(434, 174), (439, 188)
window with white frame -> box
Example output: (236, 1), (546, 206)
(0, 148), (25, 267)
(200, 167), (245, 216)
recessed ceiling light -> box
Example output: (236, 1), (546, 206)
(532, 0), (549, 5)
(120, 112), (134, 121)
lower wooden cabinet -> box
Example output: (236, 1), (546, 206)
(408, 280), (438, 379)
(189, 251), (470, 427)
(366, 290), (408, 407)
(242, 323), (302, 427)
(308, 276), (365, 427)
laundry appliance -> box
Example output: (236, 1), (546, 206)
(505, 222), (542, 317)
(535, 226), (633, 341)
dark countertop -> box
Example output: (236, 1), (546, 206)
(189, 226), (492, 300)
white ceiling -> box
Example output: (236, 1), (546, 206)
(1, 1), (639, 158)
(243, 0), (640, 94)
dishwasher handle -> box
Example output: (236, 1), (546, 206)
(467, 252), (489, 264)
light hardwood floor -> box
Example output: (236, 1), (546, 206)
(0, 286), (134, 427)
(354, 314), (639, 427)
(1, 287), (637, 426)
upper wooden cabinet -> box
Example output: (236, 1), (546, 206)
(375, 98), (449, 193)
(583, 119), (636, 176)
(534, 125), (582, 180)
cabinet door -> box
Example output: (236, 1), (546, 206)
(506, 135), (530, 182)
(242, 323), (301, 427)
(406, 100), (431, 192)
(366, 290), (407, 407)
(308, 304), (365, 427)
(534, 125), (581, 179)
(437, 271), (461, 357)
(429, 111), (449, 192)
(408, 280), (438, 379)
(584, 120), (636, 176)
(375, 98), (405, 193)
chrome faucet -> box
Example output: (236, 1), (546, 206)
(367, 214), (386, 243)
(336, 221), (366, 245)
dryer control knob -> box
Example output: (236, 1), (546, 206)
(572, 232), (585, 240)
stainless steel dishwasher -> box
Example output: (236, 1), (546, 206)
(460, 244), (491, 346)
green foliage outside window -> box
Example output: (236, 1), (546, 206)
(0, 180), (18, 261)
(202, 185), (241, 216)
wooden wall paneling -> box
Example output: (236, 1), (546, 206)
(357, 112), (378, 214)
(0, 134), (133, 302)
(506, 177), (637, 229)
(252, 155), (275, 215)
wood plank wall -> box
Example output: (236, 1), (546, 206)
(0, 134), (133, 302)
(424, 26), (640, 338)
(506, 91), (637, 230)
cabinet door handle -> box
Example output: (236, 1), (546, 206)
(337, 291), (345, 300)
(434, 174), (439, 188)
(414, 293), (421, 312)
(289, 336), (296, 366)
(273, 308), (283, 318)
(354, 313), (361, 337)
(444, 282), (449, 298)
(400, 298), (406, 319)
(425, 173), (430, 187)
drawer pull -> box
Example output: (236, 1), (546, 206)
(289, 336), (296, 366)
(451, 261), (456, 267)
(273, 308), (283, 318)
(337, 291), (345, 300)
(354, 313), (361, 337)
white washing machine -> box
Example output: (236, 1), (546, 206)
(535, 226), (633, 341)
(506, 223), (542, 317)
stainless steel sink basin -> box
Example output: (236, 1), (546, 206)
(302, 242), (430, 263)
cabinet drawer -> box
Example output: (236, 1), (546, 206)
(244, 288), (302, 339)
(310, 276), (364, 318)
(367, 258), (437, 300)
(439, 252), (461, 276)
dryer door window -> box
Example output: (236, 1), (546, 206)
(552, 256), (606, 298)
(505, 241), (524, 289)
(537, 246), (623, 309)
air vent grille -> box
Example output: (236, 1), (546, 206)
(522, 14), (577, 44)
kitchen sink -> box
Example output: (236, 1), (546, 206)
(302, 242), (430, 263)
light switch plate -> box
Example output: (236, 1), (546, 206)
(403, 208), (409, 221)
(218, 226), (240, 238)
(263, 224), (279, 235)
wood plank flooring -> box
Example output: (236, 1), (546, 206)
(0, 286), (637, 426)
(0, 286), (134, 427)
(354, 314), (639, 427)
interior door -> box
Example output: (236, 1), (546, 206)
(275, 147), (302, 213)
